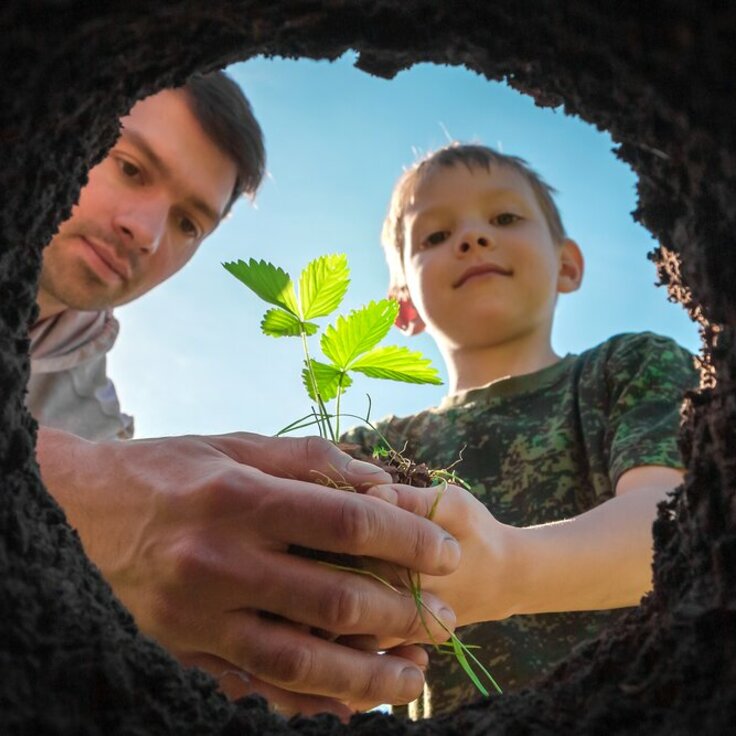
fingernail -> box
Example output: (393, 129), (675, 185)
(398, 666), (425, 701)
(347, 458), (389, 477)
(437, 606), (456, 630)
(442, 535), (461, 569)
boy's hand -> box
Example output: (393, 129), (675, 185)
(367, 465), (682, 628)
(366, 482), (519, 628)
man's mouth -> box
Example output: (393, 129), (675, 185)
(453, 263), (512, 288)
(81, 237), (132, 281)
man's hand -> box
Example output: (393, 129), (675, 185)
(37, 428), (460, 716)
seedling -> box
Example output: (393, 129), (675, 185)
(224, 253), (501, 699)
(223, 254), (441, 438)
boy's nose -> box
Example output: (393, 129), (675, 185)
(457, 233), (490, 254)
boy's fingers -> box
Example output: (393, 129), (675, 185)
(366, 483), (462, 520)
(384, 644), (429, 671)
(363, 484), (399, 505)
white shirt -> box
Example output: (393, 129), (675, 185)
(27, 309), (134, 441)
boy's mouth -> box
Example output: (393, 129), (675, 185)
(453, 263), (512, 288)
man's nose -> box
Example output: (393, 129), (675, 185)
(456, 221), (492, 254)
(112, 199), (167, 255)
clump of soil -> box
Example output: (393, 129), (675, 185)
(342, 442), (435, 488)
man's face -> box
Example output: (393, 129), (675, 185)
(402, 164), (576, 350)
(38, 88), (238, 315)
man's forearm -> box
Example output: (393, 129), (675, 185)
(36, 426), (151, 573)
(37, 427), (94, 525)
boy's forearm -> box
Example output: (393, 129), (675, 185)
(506, 474), (680, 615)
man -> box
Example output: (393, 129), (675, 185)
(30, 72), (460, 719)
(28, 72), (265, 441)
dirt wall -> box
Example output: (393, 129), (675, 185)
(1, 2), (734, 733)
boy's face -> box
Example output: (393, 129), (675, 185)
(38, 88), (238, 316)
(401, 164), (581, 350)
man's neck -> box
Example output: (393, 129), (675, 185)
(441, 330), (560, 394)
(35, 289), (69, 324)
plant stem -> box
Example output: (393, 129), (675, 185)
(335, 376), (344, 439)
(300, 328), (335, 441)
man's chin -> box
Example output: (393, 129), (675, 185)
(51, 286), (129, 314)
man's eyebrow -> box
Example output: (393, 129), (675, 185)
(120, 128), (223, 226)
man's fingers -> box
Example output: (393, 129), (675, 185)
(253, 477), (461, 576)
(225, 613), (427, 707)
(208, 433), (392, 489)
(179, 652), (354, 720)
(172, 545), (455, 647)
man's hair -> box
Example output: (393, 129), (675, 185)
(382, 143), (566, 291)
(182, 71), (266, 214)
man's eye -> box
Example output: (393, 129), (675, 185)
(493, 212), (521, 226)
(423, 230), (449, 247)
(119, 159), (142, 180)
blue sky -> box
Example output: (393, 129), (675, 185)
(109, 53), (699, 439)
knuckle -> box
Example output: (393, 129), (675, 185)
(397, 596), (426, 641)
(258, 641), (316, 687)
(405, 522), (432, 570)
(302, 435), (334, 467)
(166, 535), (212, 585)
(194, 470), (241, 516)
(334, 497), (376, 551)
(318, 584), (364, 631)
(353, 666), (386, 705)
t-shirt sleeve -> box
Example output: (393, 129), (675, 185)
(339, 420), (387, 458)
(603, 332), (698, 487)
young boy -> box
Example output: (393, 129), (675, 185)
(342, 144), (698, 718)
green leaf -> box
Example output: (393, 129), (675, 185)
(261, 309), (318, 337)
(223, 259), (299, 315)
(320, 299), (399, 370)
(302, 359), (353, 402)
(350, 345), (443, 384)
(451, 636), (489, 697)
(299, 254), (350, 320)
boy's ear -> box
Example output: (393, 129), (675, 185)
(557, 238), (585, 294)
(389, 285), (426, 336)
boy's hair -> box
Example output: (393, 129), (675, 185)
(182, 71), (266, 215)
(382, 143), (566, 291)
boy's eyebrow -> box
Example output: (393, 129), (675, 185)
(411, 187), (530, 219)
(120, 128), (222, 227)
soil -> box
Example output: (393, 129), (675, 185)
(1, 2), (735, 734)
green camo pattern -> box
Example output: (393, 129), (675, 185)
(342, 332), (698, 718)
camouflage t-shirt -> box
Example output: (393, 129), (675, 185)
(342, 332), (698, 718)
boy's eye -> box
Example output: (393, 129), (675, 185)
(492, 212), (521, 226)
(178, 216), (200, 239)
(422, 230), (450, 248)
